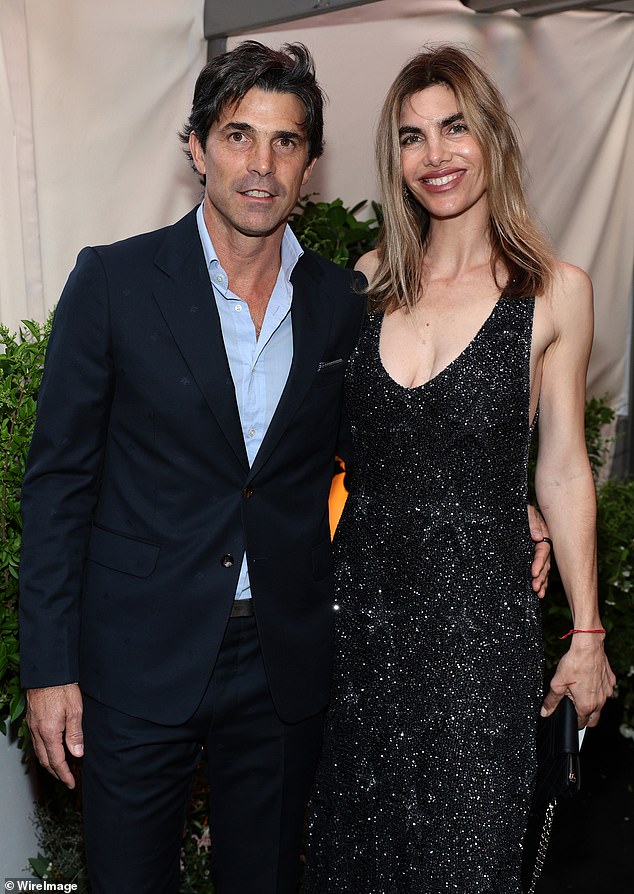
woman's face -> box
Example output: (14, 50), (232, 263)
(399, 83), (488, 221)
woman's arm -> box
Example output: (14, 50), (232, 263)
(534, 263), (615, 727)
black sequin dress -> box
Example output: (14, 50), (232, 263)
(304, 300), (543, 894)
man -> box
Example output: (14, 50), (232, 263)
(20, 40), (550, 894)
(20, 41), (365, 893)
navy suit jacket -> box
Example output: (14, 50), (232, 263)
(19, 208), (366, 724)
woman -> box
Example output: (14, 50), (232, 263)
(303, 46), (615, 893)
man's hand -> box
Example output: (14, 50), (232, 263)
(528, 504), (551, 599)
(541, 637), (616, 728)
(26, 684), (84, 789)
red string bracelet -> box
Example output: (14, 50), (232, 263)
(559, 627), (606, 640)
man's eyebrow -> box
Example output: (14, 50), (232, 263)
(221, 121), (254, 133)
(275, 129), (306, 142)
(398, 112), (465, 137)
(220, 121), (306, 141)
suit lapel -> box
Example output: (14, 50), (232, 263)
(247, 252), (331, 481)
(151, 210), (249, 470)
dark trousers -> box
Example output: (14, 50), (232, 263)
(82, 616), (325, 893)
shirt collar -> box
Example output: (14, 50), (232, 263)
(196, 202), (303, 285)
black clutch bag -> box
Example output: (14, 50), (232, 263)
(527, 697), (582, 893)
(533, 695), (581, 807)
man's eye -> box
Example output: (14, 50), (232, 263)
(400, 134), (422, 147)
(448, 123), (468, 135)
(229, 132), (246, 143)
(278, 138), (296, 149)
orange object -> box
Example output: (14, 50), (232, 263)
(328, 460), (349, 539)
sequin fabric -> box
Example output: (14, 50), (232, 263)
(303, 300), (542, 894)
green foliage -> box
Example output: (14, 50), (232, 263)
(584, 394), (617, 479)
(0, 317), (51, 737)
(596, 477), (634, 727)
(29, 787), (89, 890)
(289, 194), (381, 267)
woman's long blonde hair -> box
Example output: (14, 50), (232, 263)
(369, 45), (555, 313)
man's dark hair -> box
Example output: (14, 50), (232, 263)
(180, 41), (325, 169)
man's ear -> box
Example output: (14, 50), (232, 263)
(301, 156), (317, 187)
(189, 132), (206, 176)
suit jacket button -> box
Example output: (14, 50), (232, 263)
(242, 487), (254, 499)
(220, 554), (234, 568)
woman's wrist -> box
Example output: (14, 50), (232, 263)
(559, 627), (606, 640)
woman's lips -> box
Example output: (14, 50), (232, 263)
(419, 168), (465, 191)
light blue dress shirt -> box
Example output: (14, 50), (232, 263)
(196, 203), (303, 599)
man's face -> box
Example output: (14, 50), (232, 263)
(189, 87), (315, 241)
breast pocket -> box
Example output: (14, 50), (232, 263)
(315, 358), (345, 388)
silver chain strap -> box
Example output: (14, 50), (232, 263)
(527, 800), (557, 894)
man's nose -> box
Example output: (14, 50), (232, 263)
(249, 142), (275, 176)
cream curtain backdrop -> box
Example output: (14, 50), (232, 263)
(229, 0), (634, 407)
(0, 0), (206, 334)
(0, 0), (44, 326)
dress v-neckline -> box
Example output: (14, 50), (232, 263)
(376, 298), (503, 392)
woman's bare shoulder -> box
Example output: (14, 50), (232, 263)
(549, 260), (592, 301)
(536, 260), (592, 315)
(354, 249), (380, 281)
(535, 260), (593, 354)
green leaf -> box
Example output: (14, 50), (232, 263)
(20, 319), (41, 339)
(9, 689), (25, 722)
(29, 855), (51, 878)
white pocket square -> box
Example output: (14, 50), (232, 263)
(317, 358), (344, 371)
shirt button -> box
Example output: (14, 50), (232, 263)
(247, 427), (256, 438)
(220, 554), (234, 568)
(234, 304), (242, 312)
(214, 274), (223, 284)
